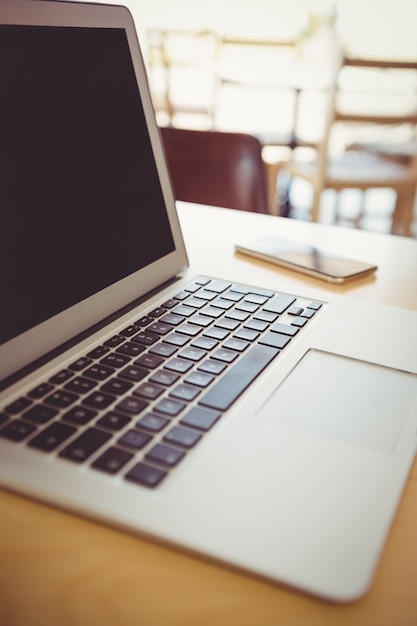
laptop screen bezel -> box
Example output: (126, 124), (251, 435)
(0, 0), (189, 383)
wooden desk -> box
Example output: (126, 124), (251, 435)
(1, 203), (417, 626)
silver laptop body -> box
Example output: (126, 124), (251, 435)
(1, 0), (417, 602)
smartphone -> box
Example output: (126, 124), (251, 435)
(235, 236), (377, 284)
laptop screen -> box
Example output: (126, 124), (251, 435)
(0, 24), (175, 346)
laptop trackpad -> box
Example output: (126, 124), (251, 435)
(258, 349), (417, 453)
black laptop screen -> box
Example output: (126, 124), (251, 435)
(0, 25), (175, 345)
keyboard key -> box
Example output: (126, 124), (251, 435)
(134, 315), (154, 327)
(308, 301), (323, 311)
(28, 383), (54, 399)
(179, 347), (206, 362)
(159, 313), (185, 326)
(244, 319), (268, 332)
(118, 429), (152, 450)
(49, 369), (74, 385)
(149, 370), (180, 386)
(201, 306), (223, 319)
(0, 419), (37, 442)
(183, 296), (206, 309)
(190, 337), (218, 351)
(149, 343), (177, 357)
(100, 354), (130, 369)
(253, 310), (278, 323)
(199, 344), (279, 412)
(197, 360), (227, 375)
(288, 306), (304, 316)
(136, 413), (170, 433)
(92, 447), (133, 474)
(116, 342), (146, 357)
(149, 306), (168, 317)
(83, 391), (115, 410)
(23, 404), (58, 424)
(270, 323), (299, 337)
(28, 422), (77, 452)
(211, 298), (234, 310)
(146, 443), (184, 468)
(164, 426), (201, 449)
(118, 365), (148, 382)
(235, 301), (258, 313)
(193, 289), (217, 301)
(87, 345), (111, 359)
(180, 407), (221, 431)
(259, 332), (291, 350)
(44, 390), (79, 409)
(203, 279), (230, 293)
(223, 338), (249, 352)
(263, 294), (296, 314)
(147, 322), (173, 335)
(169, 384), (200, 402)
(162, 333), (190, 347)
(120, 324), (140, 337)
(64, 377), (98, 394)
(222, 290), (244, 302)
(5, 397), (32, 415)
(116, 397), (148, 416)
(188, 314), (212, 328)
(160, 299), (179, 310)
(97, 411), (131, 431)
(100, 378), (133, 396)
(154, 398), (185, 417)
(104, 335), (126, 348)
(84, 364), (114, 381)
(134, 354), (164, 370)
(184, 371), (215, 388)
(171, 304), (196, 317)
(291, 317), (308, 328)
(212, 348), (239, 363)
(62, 406), (97, 425)
(233, 328), (259, 342)
(214, 318), (240, 331)
(203, 327), (229, 340)
(176, 323), (201, 337)
(230, 284), (273, 298)
(133, 382), (164, 400)
(125, 462), (167, 488)
(244, 293), (268, 305)
(59, 427), (111, 462)
(164, 358), (193, 374)
(131, 331), (160, 346)
(69, 357), (92, 371)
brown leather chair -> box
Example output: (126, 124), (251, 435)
(160, 126), (269, 213)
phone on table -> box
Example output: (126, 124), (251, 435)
(235, 236), (378, 284)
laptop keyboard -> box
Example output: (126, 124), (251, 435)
(0, 277), (323, 489)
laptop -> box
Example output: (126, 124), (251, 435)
(1, 0), (417, 603)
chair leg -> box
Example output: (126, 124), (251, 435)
(353, 190), (367, 229)
(264, 161), (281, 215)
(333, 190), (341, 224)
(391, 187), (415, 236)
(310, 187), (322, 222)
(276, 169), (292, 217)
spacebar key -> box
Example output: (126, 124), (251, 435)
(198, 344), (279, 412)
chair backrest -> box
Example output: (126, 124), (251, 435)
(160, 126), (269, 213)
(313, 57), (417, 186)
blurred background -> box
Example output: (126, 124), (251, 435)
(85, 0), (417, 235)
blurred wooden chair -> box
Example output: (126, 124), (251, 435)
(280, 58), (417, 236)
(160, 126), (269, 213)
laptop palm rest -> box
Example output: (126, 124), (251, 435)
(258, 349), (417, 453)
